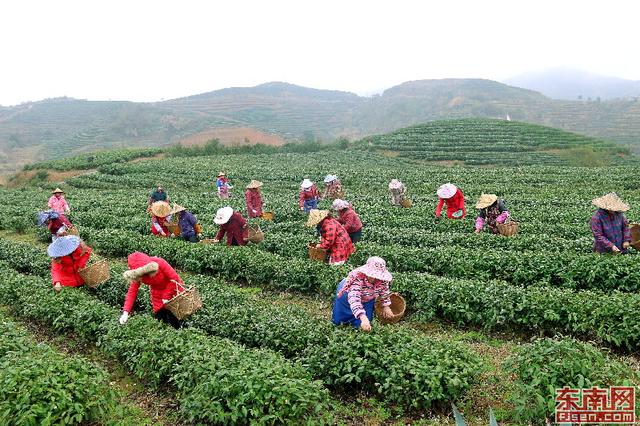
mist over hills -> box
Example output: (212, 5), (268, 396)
(1, 78), (640, 174)
(505, 68), (640, 101)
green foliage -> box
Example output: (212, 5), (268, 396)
(0, 312), (118, 425)
(23, 148), (162, 171)
(0, 264), (333, 424)
(504, 337), (639, 423)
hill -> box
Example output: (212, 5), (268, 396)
(2, 79), (640, 174)
(361, 118), (631, 166)
(505, 68), (640, 101)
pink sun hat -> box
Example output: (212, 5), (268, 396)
(355, 256), (392, 282)
(437, 183), (458, 199)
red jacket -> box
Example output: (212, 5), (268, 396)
(318, 217), (355, 263)
(299, 186), (319, 208)
(151, 216), (169, 236)
(50, 245), (92, 287)
(337, 207), (362, 234)
(245, 190), (263, 218)
(123, 252), (184, 314)
(216, 211), (248, 246)
(48, 215), (72, 235)
(435, 188), (466, 219)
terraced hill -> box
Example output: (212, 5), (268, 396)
(361, 118), (631, 166)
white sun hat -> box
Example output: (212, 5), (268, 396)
(214, 206), (234, 225)
(301, 179), (314, 189)
(437, 183), (458, 199)
(324, 174), (338, 184)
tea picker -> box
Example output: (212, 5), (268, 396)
(47, 235), (92, 292)
(119, 252), (195, 329)
(299, 179), (320, 213)
(150, 201), (172, 237)
(322, 174), (344, 200)
(474, 194), (511, 234)
(331, 199), (363, 243)
(305, 209), (354, 266)
(435, 183), (466, 219)
(332, 257), (404, 331)
(48, 188), (71, 215)
(169, 204), (202, 243)
(213, 207), (249, 246)
(245, 179), (264, 218)
(388, 179), (408, 207)
(590, 193), (632, 254)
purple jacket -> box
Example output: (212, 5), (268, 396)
(591, 209), (631, 253)
(178, 211), (198, 238)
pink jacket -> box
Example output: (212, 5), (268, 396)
(48, 195), (70, 215)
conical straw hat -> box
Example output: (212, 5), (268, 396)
(52, 188), (65, 194)
(305, 209), (330, 227)
(151, 201), (171, 217)
(592, 193), (629, 212)
(246, 179), (263, 189)
(476, 194), (498, 209)
(169, 204), (186, 215)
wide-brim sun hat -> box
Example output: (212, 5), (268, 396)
(356, 256), (392, 282)
(123, 261), (159, 281)
(331, 199), (350, 210)
(217, 172), (225, 177)
(151, 201), (171, 218)
(246, 179), (263, 189)
(305, 209), (330, 227)
(592, 192), (630, 212)
(214, 206), (234, 225)
(52, 188), (65, 194)
(47, 235), (80, 258)
(476, 194), (498, 209)
(170, 204), (186, 215)
(437, 183), (458, 199)
(301, 179), (314, 189)
(324, 174), (337, 184)
(389, 179), (403, 190)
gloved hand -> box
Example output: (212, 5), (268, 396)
(160, 231), (167, 237)
(252, 209), (257, 214)
(161, 299), (170, 305)
(381, 306), (394, 319)
(212, 239), (220, 243)
(612, 245), (621, 253)
(623, 242), (630, 249)
(119, 312), (129, 325)
(197, 233), (202, 238)
(359, 315), (371, 332)
(54, 282), (62, 292)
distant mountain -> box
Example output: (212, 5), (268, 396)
(505, 68), (640, 100)
(2, 79), (640, 175)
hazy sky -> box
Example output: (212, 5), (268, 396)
(1, 0), (638, 106)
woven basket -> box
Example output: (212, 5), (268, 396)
(631, 223), (640, 250)
(261, 211), (275, 221)
(66, 226), (79, 236)
(248, 225), (264, 243)
(165, 287), (203, 320)
(400, 198), (412, 208)
(165, 222), (180, 236)
(497, 221), (519, 237)
(79, 259), (110, 288)
(308, 243), (328, 262)
(375, 293), (406, 324)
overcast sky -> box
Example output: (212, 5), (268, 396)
(0, 0), (638, 106)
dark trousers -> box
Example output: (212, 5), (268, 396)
(182, 234), (200, 243)
(349, 229), (362, 243)
(155, 308), (182, 329)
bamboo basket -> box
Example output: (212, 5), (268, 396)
(79, 259), (110, 288)
(631, 223), (640, 250)
(497, 221), (519, 237)
(375, 293), (406, 324)
(65, 225), (79, 236)
(247, 225), (264, 243)
(308, 243), (328, 262)
(261, 211), (275, 221)
(400, 198), (412, 208)
(165, 222), (181, 236)
(165, 287), (203, 320)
